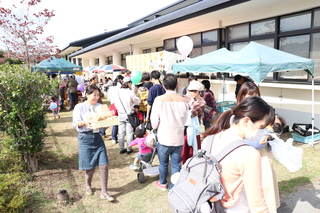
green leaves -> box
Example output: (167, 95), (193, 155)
(0, 63), (56, 171)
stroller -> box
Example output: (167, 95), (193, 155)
(137, 129), (159, 183)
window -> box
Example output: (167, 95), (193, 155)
(202, 45), (217, 54)
(253, 39), (274, 48)
(230, 42), (248, 51)
(280, 12), (311, 32)
(95, 58), (99, 66)
(314, 9), (320, 28)
(78, 58), (82, 66)
(121, 53), (130, 67)
(229, 24), (249, 40)
(189, 47), (201, 58)
(156, 47), (164, 52)
(202, 30), (218, 44)
(279, 34), (310, 79)
(189, 33), (201, 46)
(143, 49), (151, 54)
(251, 19), (275, 36)
(73, 58), (76, 64)
(311, 33), (320, 80)
(164, 39), (175, 50)
(106, 56), (113, 65)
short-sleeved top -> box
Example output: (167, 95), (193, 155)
(147, 84), (166, 106)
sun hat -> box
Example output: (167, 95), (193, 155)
(123, 77), (132, 83)
(187, 80), (204, 91)
(89, 73), (98, 80)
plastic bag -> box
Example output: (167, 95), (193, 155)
(268, 136), (303, 172)
(145, 129), (157, 148)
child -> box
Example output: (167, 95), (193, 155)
(134, 105), (144, 124)
(49, 96), (60, 119)
(128, 126), (152, 170)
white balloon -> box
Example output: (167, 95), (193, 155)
(177, 36), (193, 58)
(76, 76), (83, 84)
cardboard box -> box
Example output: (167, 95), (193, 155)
(90, 117), (119, 129)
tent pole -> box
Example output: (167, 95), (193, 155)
(311, 76), (315, 146)
(223, 74), (225, 101)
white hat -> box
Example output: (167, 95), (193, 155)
(123, 77), (131, 83)
(187, 81), (204, 91)
(89, 73), (98, 80)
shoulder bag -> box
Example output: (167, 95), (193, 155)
(118, 92), (140, 128)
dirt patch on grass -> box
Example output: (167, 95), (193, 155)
(24, 104), (320, 212)
(24, 107), (171, 213)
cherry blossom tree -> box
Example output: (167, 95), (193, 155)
(0, 0), (60, 67)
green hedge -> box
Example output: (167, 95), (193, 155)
(0, 136), (27, 212)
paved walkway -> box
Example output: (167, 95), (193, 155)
(278, 187), (320, 212)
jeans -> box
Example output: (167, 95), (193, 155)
(69, 92), (78, 109)
(203, 120), (211, 130)
(118, 113), (133, 151)
(112, 125), (118, 141)
(99, 128), (106, 136)
(157, 142), (182, 188)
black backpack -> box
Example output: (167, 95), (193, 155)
(168, 135), (248, 213)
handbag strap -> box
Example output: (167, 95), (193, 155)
(118, 91), (128, 114)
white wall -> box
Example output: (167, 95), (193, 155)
(177, 78), (320, 128)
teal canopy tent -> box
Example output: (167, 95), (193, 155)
(172, 41), (316, 144)
(172, 41), (314, 83)
(31, 56), (83, 75)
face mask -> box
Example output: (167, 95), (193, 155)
(245, 128), (264, 141)
(244, 127), (265, 141)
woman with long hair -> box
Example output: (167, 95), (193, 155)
(236, 81), (283, 213)
(202, 96), (274, 212)
(236, 81), (261, 105)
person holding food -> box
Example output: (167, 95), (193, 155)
(72, 84), (114, 202)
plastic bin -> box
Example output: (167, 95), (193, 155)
(221, 104), (236, 112)
(291, 132), (320, 144)
(217, 101), (236, 112)
(292, 123), (320, 136)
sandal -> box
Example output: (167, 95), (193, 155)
(86, 188), (93, 195)
(100, 193), (114, 202)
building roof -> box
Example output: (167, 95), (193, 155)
(69, 0), (248, 58)
(60, 27), (129, 56)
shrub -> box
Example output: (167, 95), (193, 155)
(0, 136), (27, 212)
(0, 63), (58, 173)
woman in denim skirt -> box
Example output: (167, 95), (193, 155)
(72, 84), (114, 202)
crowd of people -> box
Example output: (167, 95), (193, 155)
(66, 70), (285, 212)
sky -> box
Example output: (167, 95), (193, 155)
(2, 0), (178, 49)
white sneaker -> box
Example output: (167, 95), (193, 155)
(130, 164), (139, 170)
(112, 140), (117, 144)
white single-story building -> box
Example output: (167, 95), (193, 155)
(60, 0), (320, 128)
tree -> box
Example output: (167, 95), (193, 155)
(0, 63), (58, 173)
(0, 0), (60, 67)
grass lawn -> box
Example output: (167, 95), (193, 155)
(23, 104), (320, 212)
